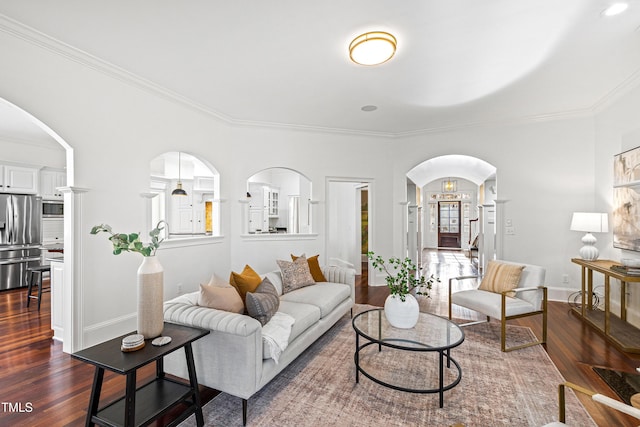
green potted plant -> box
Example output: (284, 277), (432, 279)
(91, 221), (167, 339)
(367, 251), (439, 328)
(90, 222), (165, 256)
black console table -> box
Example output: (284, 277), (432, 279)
(72, 322), (209, 427)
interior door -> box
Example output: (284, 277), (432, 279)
(438, 201), (461, 248)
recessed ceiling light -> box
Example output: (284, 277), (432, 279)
(349, 32), (397, 66)
(361, 105), (378, 112)
(602, 3), (629, 16)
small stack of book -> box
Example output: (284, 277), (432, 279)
(610, 264), (640, 276)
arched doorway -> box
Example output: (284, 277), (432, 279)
(0, 97), (76, 350)
(406, 155), (497, 269)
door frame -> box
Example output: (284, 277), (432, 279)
(325, 177), (374, 284)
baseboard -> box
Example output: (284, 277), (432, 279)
(83, 312), (137, 348)
(547, 286), (577, 303)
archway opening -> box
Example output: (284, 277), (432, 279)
(406, 155), (497, 269)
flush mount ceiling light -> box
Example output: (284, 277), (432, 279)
(602, 2), (629, 16)
(349, 31), (397, 66)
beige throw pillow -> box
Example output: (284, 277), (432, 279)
(478, 261), (525, 297)
(277, 256), (316, 294)
(197, 284), (244, 313)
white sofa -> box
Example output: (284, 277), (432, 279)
(162, 265), (356, 425)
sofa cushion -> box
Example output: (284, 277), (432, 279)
(451, 289), (536, 319)
(197, 284), (244, 314)
(263, 300), (321, 357)
(291, 254), (327, 282)
(229, 264), (262, 305)
(245, 278), (280, 326)
(280, 282), (351, 318)
(277, 256), (315, 294)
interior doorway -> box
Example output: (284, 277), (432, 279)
(438, 201), (461, 248)
(326, 178), (372, 280)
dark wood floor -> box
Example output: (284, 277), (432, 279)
(1, 251), (639, 426)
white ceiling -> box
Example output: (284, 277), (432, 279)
(0, 1), (639, 186)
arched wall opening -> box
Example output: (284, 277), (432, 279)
(406, 154), (498, 270)
(149, 151), (221, 238)
(0, 96), (78, 351)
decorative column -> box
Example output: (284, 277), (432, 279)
(59, 186), (90, 353)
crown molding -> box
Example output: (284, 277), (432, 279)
(1, 13), (639, 140)
(590, 66), (640, 114)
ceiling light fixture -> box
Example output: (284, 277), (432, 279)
(361, 105), (378, 112)
(171, 152), (187, 196)
(602, 2), (629, 16)
(349, 31), (397, 66)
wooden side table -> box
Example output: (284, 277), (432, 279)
(72, 322), (209, 427)
(571, 258), (640, 353)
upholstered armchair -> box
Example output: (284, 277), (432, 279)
(543, 382), (640, 426)
(448, 260), (547, 352)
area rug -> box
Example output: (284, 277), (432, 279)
(180, 306), (594, 427)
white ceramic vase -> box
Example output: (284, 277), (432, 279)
(384, 293), (419, 329)
(137, 255), (164, 339)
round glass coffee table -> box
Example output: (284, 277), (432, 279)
(352, 308), (464, 408)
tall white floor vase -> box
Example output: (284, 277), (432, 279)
(137, 256), (164, 339)
(384, 294), (419, 329)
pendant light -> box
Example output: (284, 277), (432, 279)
(171, 152), (187, 196)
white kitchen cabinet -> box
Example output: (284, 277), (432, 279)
(0, 164), (39, 194)
(268, 188), (279, 217)
(42, 218), (64, 244)
(50, 259), (64, 343)
(169, 180), (207, 234)
(193, 176), (215, 192)
(247, 183), (280, 232)
(40, 169), (66, 199)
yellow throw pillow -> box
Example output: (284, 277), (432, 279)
(291, 254), (327, 282)
(197, 284), (244, 314)
(478, 261), (525, 296)
(229, 264), (262, 304)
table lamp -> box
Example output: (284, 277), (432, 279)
(570, 212), (609, 261)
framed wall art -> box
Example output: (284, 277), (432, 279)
(613, 146), (640, 251)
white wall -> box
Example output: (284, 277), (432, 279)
(394, 117), (596, 299)
(594, 83), (640, 327)
(1, 21), (638, 345)
(0, 137), (65, 170)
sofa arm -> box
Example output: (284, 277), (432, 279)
(322, 265), (355, 286)
(163, 299), (263, 399)
(322, 265), (356, 304)
(164, 300), (262, 337)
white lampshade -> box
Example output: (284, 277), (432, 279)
(570, 212), (608, 233)
(349, 31), (397, 66)
(570, 212), (608, 261)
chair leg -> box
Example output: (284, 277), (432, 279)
(26, 270), (33, 307)
(36, 271), (43, 311)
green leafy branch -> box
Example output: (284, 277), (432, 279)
(367, 251), (439, 301)
(90, 222), (165, 257)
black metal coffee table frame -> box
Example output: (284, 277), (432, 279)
(352, 308), (464, 408)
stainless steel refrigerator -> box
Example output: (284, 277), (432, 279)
(0, 194), (42, 290)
